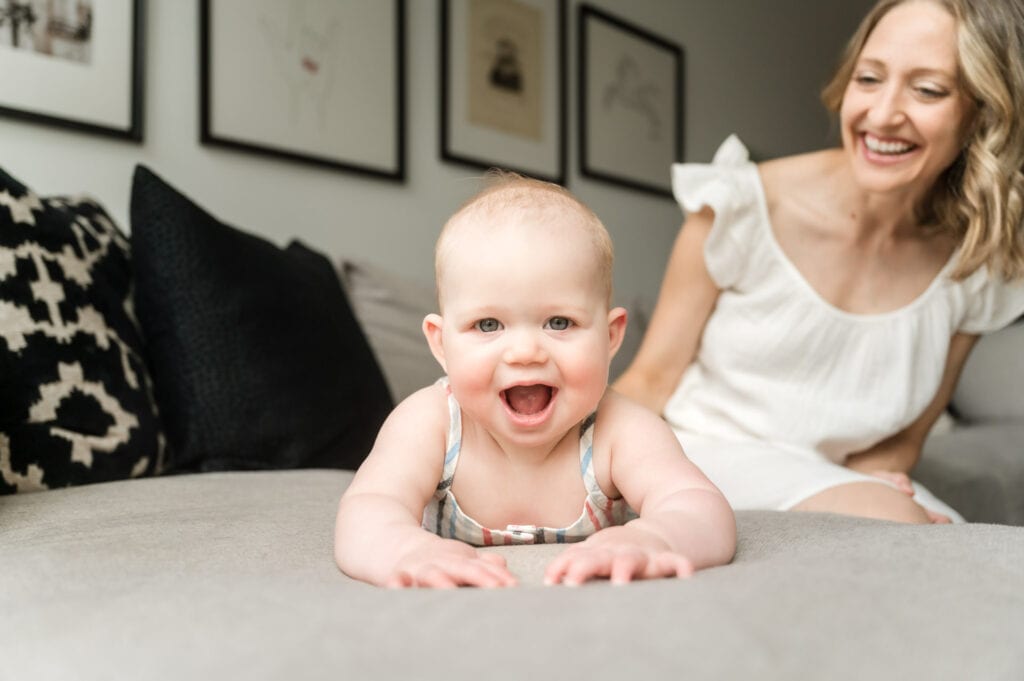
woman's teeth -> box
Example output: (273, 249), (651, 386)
(864, 135), (914, 155)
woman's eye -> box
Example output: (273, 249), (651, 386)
(545, 317), (572, 331)
(915, 85), (947, 99)
(854, 74), (881, 86)
(475, 318), (501, 332)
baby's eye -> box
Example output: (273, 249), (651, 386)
(475, 318), (502, 333)
(545, 316), (572, 331)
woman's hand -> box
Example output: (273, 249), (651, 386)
(864, 469), (915, 495)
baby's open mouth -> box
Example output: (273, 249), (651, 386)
(502, 384), (554, 415)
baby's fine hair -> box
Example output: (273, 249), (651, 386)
(435, 170), (615, 305)
(822, 0), (1024, 281)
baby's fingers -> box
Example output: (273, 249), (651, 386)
(389, 556), (516, 589)
(543, 549), (593, 586)
(478, 552), (510, 569)
(546, 548), (622, 586)
(646, 552), (695, 580)
(608, 551), (648, 585)
(611, 551), (693, 584)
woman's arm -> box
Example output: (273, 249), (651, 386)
(612, 209), (721, 414)
(845, 332), (979, 475)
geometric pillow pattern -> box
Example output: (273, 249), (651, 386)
(0, 167), (164, 494)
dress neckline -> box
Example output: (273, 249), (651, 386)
(745, 163), (958, 322)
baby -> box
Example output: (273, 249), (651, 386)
(334, 174), (736, 588)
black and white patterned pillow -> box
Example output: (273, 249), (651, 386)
(0, 167), (164, 494)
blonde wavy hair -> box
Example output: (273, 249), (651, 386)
(435, 170), (615, 307)
(822, 0), (1024, 281)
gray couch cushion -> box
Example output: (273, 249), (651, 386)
(951, 321), (1024, 424)
(2, 470), (1022, 681)
(918, 423), (1024, 525)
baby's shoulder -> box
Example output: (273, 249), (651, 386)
(596, 389), (671, 439)
(376, 382), (451, 445)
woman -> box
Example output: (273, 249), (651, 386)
(614, 0), (1024, 524)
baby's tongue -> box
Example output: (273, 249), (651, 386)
(505, 385), (552, 415)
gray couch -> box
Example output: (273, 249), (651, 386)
(3, 260), (1023, 681)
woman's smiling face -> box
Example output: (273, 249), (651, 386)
(840, 1), (975, 197)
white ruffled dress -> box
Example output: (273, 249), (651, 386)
(664, 136), (1024, 520)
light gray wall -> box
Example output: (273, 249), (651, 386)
(0, 0), (872, 308)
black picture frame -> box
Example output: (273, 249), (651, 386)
(0, 0), (145, 142)
(199, 0), (406, 181)
(578, 4), (683, 197)
(440, 0), (566, 185)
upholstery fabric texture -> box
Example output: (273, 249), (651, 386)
(919, 422), (1024, 524)
(950, 320), (1024, 423)
(0, 167), (163, 494)
(129, 166), (391, 472)
(337, 259), (441, 402)
(2, 470), (1022, 681)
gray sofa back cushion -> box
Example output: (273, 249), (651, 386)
(951, 321), (1024, 424)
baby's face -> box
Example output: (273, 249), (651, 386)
(431, 215), (618, 449)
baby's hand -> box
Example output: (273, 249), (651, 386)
(543, 526), (694, 587)
(387, 540), (517, 589)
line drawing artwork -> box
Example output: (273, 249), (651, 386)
(0, 0), (93, 64)
(601, 54), (661, 141)
(259, 0), (340, 131)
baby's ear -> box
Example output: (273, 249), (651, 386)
(606, 307), (628, 359)
(422, 313), (448, 372)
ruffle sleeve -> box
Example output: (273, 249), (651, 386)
(671, 135), (763, 289)
(958, 266), (1024, 334)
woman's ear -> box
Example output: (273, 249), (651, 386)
(422, 313), (447, 372)
(606, 307), (628, 359)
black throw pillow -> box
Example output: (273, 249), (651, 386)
(0, 167), (164, 494)
(129, 166), (392, 472)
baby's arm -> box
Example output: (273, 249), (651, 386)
(334, 386), (517, 588)
(544, 392), (736, 586)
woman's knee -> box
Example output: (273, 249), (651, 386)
(792, 482), (931, 524)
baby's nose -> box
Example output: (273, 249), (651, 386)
(502, 330), (547, 365)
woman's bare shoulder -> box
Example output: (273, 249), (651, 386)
(758, 149), (844, 207)
(759, 149), (840, 186)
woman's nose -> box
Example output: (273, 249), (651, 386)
(502, 330), (547, 365)
(867, 84), (907, 127)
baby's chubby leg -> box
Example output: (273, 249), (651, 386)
(791, 481), (938, 524)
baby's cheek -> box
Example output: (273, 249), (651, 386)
(561, 351), (610, 395)
(446, 355), (496, 394)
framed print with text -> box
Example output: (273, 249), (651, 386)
(578, 4), (682, 197)
(0, 0), (144, 141)
(441, 0), (566, 184)
(200, 0), (406, 181)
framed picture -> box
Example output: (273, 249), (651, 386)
(0, 0), (144, 141)
(441, 0), (566, 185)
(578, 4), (683, 197)
(200, 0), (405, 181)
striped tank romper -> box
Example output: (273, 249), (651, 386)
(421, 379), (636, 546)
